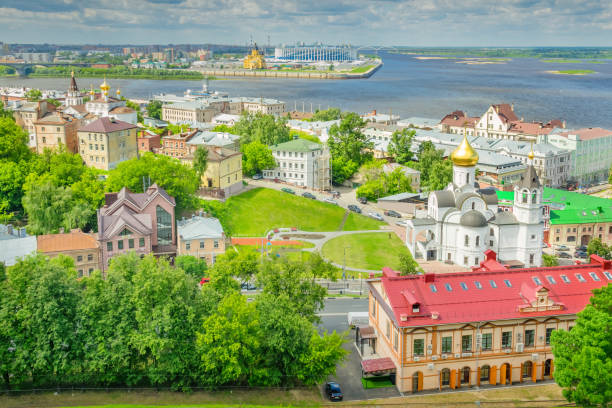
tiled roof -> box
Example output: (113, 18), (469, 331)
(557, 127), (612, 141)
(78, 117), (137, 133)
(205, 147), (241, 161)
(440, 111), (479, 128)
(109, 106), (135, 114)
(492, 104), (519, 123)
(37, 230), (99, 252)
(372, 251), (612, 328)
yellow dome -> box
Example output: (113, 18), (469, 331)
(100, 76), (110, 91)
(116, 88), (121, 96)
(450, 135), (479, 167)
(528, 143), (535, 160)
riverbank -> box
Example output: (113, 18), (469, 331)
(545, 69), (596, 76)
(24, 66), (214, 81)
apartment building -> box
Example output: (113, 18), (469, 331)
(34, 112), (80, 153)
(162, 101), (224, 124)
(11, 100), (55, 148)
(137, 130), (161, 153)
(199, 147), (243, 197)
(37, 229), (100, 277)
(177, 215), (225, 264)
(228, 97), (286, 116)
(77, 117), (138, 170)
(364, 250), (612, 393)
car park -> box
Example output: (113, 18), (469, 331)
(357, 196), (367, 204)
(302, 192), (316, 199)
(281, 187), (295, 194)
(324, 382), (343, 401)
(324, 198), (338, 205)
(384, 210), (401, 218)
(368, 212), (384, 221)
(557, 252), (572, 259)
(348, 204), (361, 213)
(252, 173), (263, 180)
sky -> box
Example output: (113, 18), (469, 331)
(1, 0), (611, 46)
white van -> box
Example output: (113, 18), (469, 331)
(347, 311), (369, 328)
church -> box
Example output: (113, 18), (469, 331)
(406, 135), (543, 268)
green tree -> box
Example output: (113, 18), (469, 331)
(551, 284), (612, 407)
(542, 253), (559, 266)
(146, 100), (163, 119)
(233, 112), (291, 146)
(0, 161), (28, 215)
(388, 128), (415, 164)
(356, 161), (414, 201)
(0, 117), (31, 162)
(242, 141), (275, 176)
(297, 330), (348, 385)
(106, 152), (200, 211)
(0, 100), (13, 120)
(175, 255), (208, 280)
(192, 146), (208, 178)
(327, 113), (372, 184)
(427, 159), (453, 191)
(24, 88), (42, 102)
(311, 107), (342, 122)
(587, 238), (611, 260)
(45, 98), (61, 107)
(398, 252), (419, 275)
(125, 100), (143, 123)
(22, 181), (74, 234)
(409, 141), (450, 191)
(212, 124), (235, 134)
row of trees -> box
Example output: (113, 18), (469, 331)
(0, 251), (346, 390)
(356, 160), (415, 201)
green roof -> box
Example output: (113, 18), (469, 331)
(495, 188), (612, 225)
(271, 138), (321, 153)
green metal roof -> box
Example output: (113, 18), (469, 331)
(271, 138), (321, 153)
(495, 188), (612, 225)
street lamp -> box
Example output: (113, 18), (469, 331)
(343, 246), (351, 281)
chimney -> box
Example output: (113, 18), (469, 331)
(562, 120), (566, 129)
(373, 109), (376, 116)
(495, 106), (499, 113)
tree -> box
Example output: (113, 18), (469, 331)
(398, 252), (419, 275)
(551, 284), (612, 407)
(146, 100), (163, 120)
(45, 98), (61, 107)
(22, 181), (74, 234)
(587, 238), (611, 260)
(125, 100), (143, 123)
(327, 113), (373, 184)
(0, 101), (13, 120)
(233, 112), (291, 146)
(0, 117), (31, 162)
(105, 152), (200, 211)
(311, 107), (342, 122)
(408, 141), (451, 191)
(192, 146), (208, 178)
(242, 141), (275, 176)
(427, 159), (453, 191)
(24, 88), (42, 102)
(212, 124), (235, 134)
(388, 128), (415, 164)
(175, 255), (208, 280)
(356, 161), (414, 201)
(542, 253), (559, 266)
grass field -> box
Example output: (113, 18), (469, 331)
(361, 376), (394, 389)
(549, 69), (596, 75)
(321, 232), (410, 271)
(349, 65), (375, 73)
(342, 212), (384, 231)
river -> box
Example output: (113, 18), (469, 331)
(2, 51), (612, 129)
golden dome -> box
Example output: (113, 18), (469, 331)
(89, 85), (95, 96)
(450, 135), (479, 167)
(528, 143), (535, 160)
(116, 88), (121, 96)
(100, 76), (110, 91)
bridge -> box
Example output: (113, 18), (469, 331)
(0, 62), (91, 76)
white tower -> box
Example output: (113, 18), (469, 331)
(450, 134), (478, 189)
(65, 70), (83, 107)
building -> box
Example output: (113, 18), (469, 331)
(274, 44), (356, 61)
(137, 130), (162, 153)
(161, 101), (222, 124)
(377, 192), (427, 217)
(84, 78), (137, 124)
(263, 138), (331, 190)
(158, 129), (198, 159)
(177, 215), (225, 264)
(12, 100), (55, 148)
(406, 135), (544, 268)
(198, 147), (243, 197)
(542, 127), (612, 184)
(186, 130), (240, 152)
(64, 70), (83, 107)
(0, 224), (35, 267)
(229, 97), (286, 116)
(364, 251), (612, 394)
(383, 163), (421, 191)
(497, 188), (612, 246)
(37, 229), (100, 277)
(243, 44), (266, 69)
(97, 184), (176, 272)
(34, 112), (80, 153)
(77, 117), (138, 170)
(211, 113), (241, 126)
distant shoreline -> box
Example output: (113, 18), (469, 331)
(545, 69), (596, 76)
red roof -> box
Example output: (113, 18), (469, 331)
(361, 357), (396, 374)
(440, 110), (479, 128)
(492, 104), (519, 123)
(371, 251), (612, 328)
(557, 127), (612, 141)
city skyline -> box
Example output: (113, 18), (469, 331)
(1, 0), (612, 46)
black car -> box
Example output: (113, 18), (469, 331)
(302, 192), (316, 199)
(348, 204), (361, 213)
(357, 196), (367, 204)
(574, 250), (588, 259)
(558, 252), (572, 259)
(576, 245), (588, 252)
(384, 210), (401, 218)
(325, 382), (343, 401)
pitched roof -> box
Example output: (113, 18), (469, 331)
(98, 206), (153, 240)
(271, 138), (322, 153)
(372, 252), (612, 328)
(517, 164), (541, 189)
(440, 110), (479, 128)
(205, 147), (241, 162)
(37, 230), (99, 252)
(556, 127), (612, 141)
(79, 117), (137, 133)
(491, 104), (519, 123)
(177, 216), (224, 240)
(109, 106), (135, 114)
(0, 236), (37, 266)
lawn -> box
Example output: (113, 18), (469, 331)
(550, 69), (596, 75)
(321, 232), (411, 271)
(342, 212), (385, 231)
(225, 188), (345, 236)
(361, 376), (394, 389)
(349, 64), (374, 73)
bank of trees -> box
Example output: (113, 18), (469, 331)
(0, 251), (346, 390)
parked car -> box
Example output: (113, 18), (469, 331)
(396, 220), (408, 227)
(576, 245), (588, 252)
(555, 245), (570, 251)
(281, 187), (295, 194)
(348, 204), (361, 213)
(384, 210), (401, 218)
(302, 192), (316, 199)
(240, 282), (258, 290)
(330, 190), (341, 198)
(324, 198), (338, 205)
(574, 250), (588, 259)
(557, 252), (572, 259)
(357, 196), (367, 204)
(368, 212), (384, 221)
(324, 382), (343, 401)
(252, 173), (263, 180)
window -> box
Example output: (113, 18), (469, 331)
(156, 205), (172, 246)
(77, 255), (83, 262)
(78, 269), (83, 278)
(464, 235), (469, 246)
(412, 303), (420, 313)
(445, 283), (452, 291)
(386, 320), (390, 338)
(117, 240), (124, 250)
(107, 242), (113, 251)
(481, 333), (492, 350)
(186, 242), (190, 250)
(460, 282), (468, 291)
(87, 254), (93, 261)
(394, 330), (398, 351)
(480, 365), (490, 381)
(545, 328), (554, 345)
(128, 239), (134, 249)
(533, 277), (542, 285)
(441, 368), (451, 386)
(200, 241), (205, 249)
(475, 257), (479, 264)
(476, 236), (480, 246)
(522, 361), (533, 378)
(441, 336), (452, 353)
(502, 331), (512, 348)
(530, 254), (535, 264)
(464, 256), (468, 265)
(504, 279), (512, 287)
(139, 237), (145, 247)
(430, 284), (437, 293)
(561, 274), (570, 283)
(603, 271), (612, 280)
(474, 281), (482, 289)
(462, 335), (472, 352)
(413, 338), (424, 356)
(546, 276), (556, 284)
(214, 240), (219, 248)
(489, 280), (497, 288)
(589, 272), (600, 281)
(525, 329), (535, 346)
(575, 273), (586, 282)
(371, 297), (376, 316)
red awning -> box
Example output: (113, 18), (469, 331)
(361, 357), (396, 374)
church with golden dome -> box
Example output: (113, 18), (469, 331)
(406, 135), (544, 268)
(82, 76), (137, 124)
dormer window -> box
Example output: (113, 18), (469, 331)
(412, 303), (420, 313)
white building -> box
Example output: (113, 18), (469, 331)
(64, 71), (83, 107)
(263, 138), (331, 190)
(84, 79), (137, 124)
(211, 113), (241, 126)
(406, 135), (544, 268)
(542, 127), (612, 185)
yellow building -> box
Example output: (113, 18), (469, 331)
(77, 117), (138, 170)
(243, 44), (266, 69)
(34, 112), (80, 154)
(199, 147), (243, 197)
(177, 216), (226, 265)
(37, 229), (101, 278)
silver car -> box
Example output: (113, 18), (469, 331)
(368, 212), (384, 221)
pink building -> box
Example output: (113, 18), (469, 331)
(97, 183), (176, 272)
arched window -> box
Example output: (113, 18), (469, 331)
(522, 190), (528, 204)
(480, 365), (490, 381)
(441, 368), (451, 386)
(522, 361), (532, 378)
(476, 236), (480, 246)
(471, 202), (475, 210)
(464, 235), (469, 247)
(532, 190), (538, 204)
